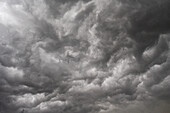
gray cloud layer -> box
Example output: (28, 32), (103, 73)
(0, 0), (170, 113)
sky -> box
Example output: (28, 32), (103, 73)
(0, 0), (170, 113)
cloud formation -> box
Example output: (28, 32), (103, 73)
(0, 0), (170, 113)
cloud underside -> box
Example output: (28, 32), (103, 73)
(0, 0), (170, 113)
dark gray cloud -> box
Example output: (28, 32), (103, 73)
(0, 0), (170, 113)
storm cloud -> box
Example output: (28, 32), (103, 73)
(0, 0), (170, 113)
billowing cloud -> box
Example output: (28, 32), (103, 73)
(0, 0), (170, 113)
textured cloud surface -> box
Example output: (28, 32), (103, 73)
(0, 0), (170, 113)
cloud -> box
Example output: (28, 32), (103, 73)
(0, 0), (170, 113)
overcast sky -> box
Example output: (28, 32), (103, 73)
(0, 0), (170, 113)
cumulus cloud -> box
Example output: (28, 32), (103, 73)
(0, 0), (170, 113)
